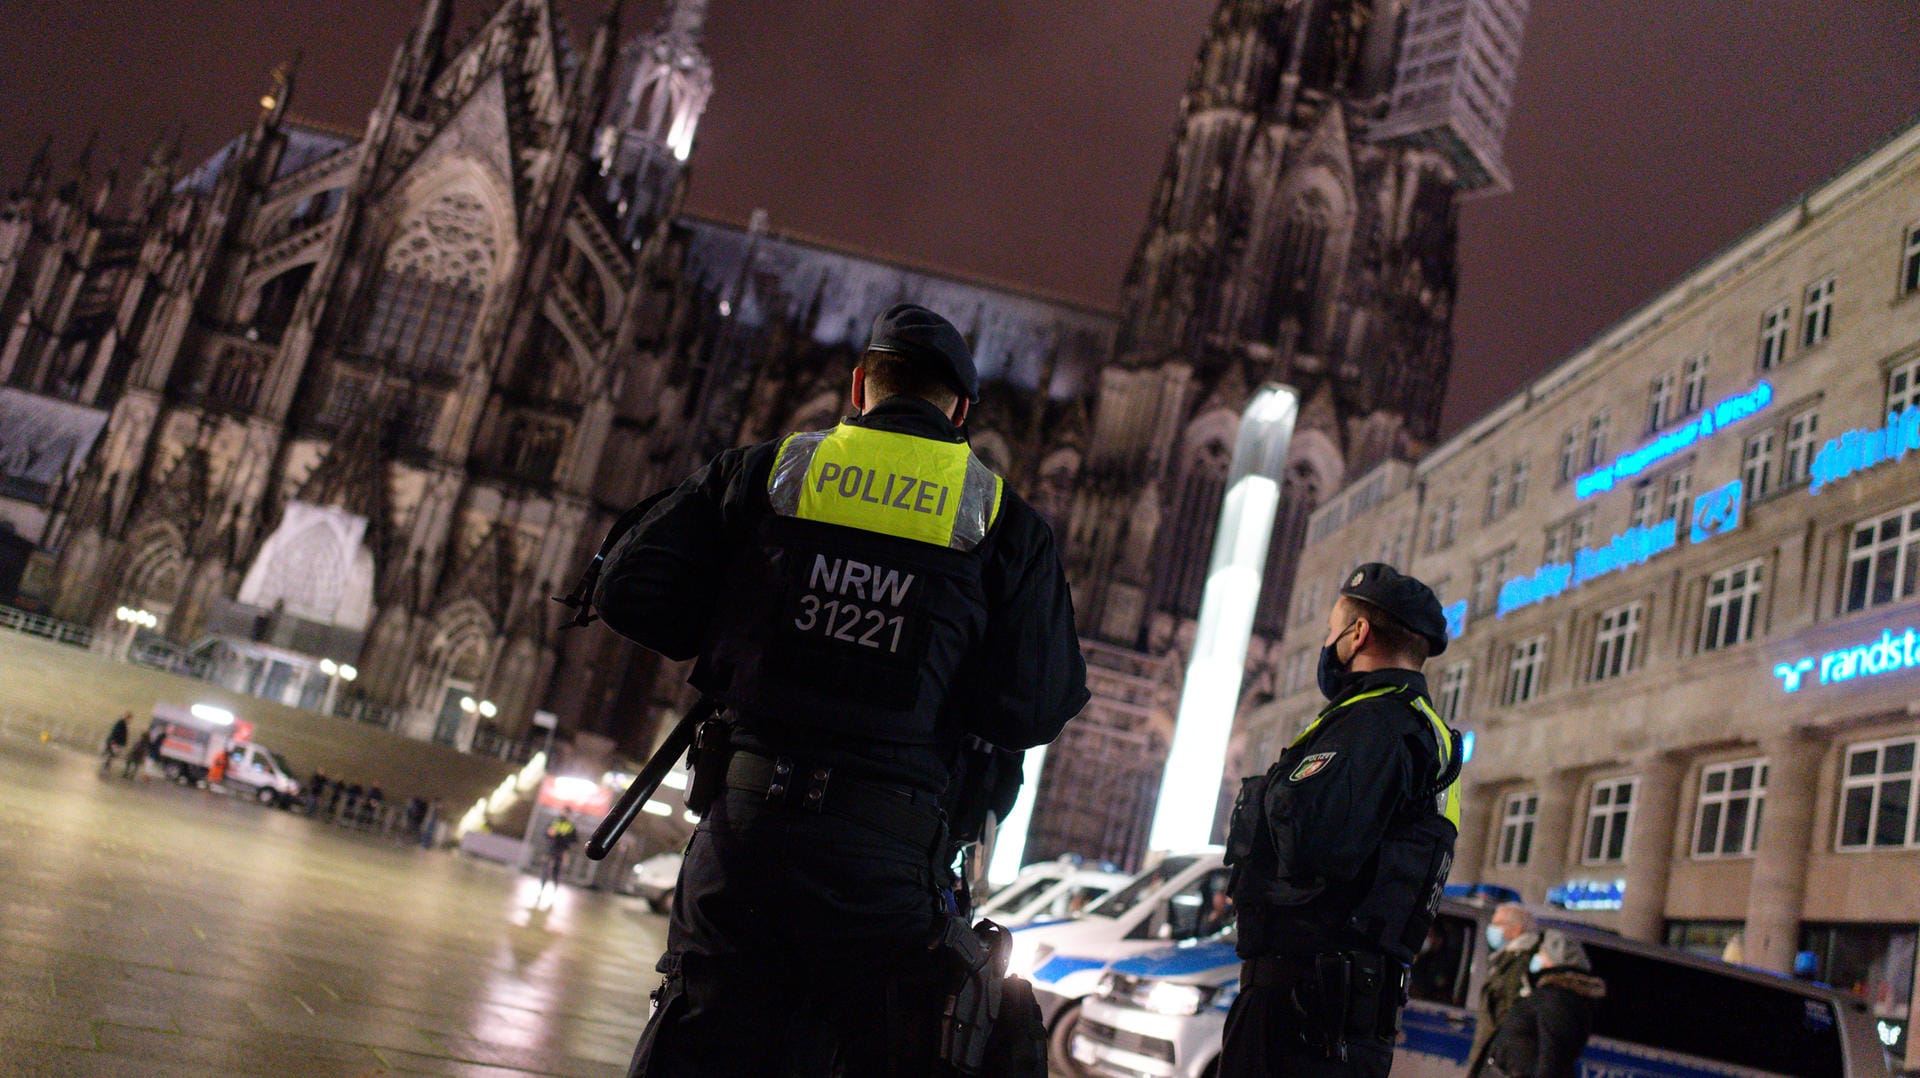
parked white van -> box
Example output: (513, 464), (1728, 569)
(1070, 896), (1895, 1078)
(1005, 850), (1231, 1066)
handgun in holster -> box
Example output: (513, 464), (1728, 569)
(682, 710), (732, 816)
(938, 917), (1010, 1073)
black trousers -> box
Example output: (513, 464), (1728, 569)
(1217, 983), (1396, 1078)
(625, 790), (946, 1077)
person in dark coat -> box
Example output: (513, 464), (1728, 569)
(1486, 929), (1607, 1078)
(1469, 903), (1542, 1076)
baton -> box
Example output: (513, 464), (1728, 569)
(587, 707), (702, 860)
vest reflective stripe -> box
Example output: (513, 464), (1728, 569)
(768, 424), (1003, 550)
(1291, 684), (1461, 829)
(1409, 694), (1463, 829)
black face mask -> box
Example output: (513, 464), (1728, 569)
(1317, 620), (1363, 701)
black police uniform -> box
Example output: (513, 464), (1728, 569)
(1220, 565), (1463, 1078)
(594, 305), (1089, 1077)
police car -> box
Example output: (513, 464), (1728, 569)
(976, 858), (1131, 928)
(1003, 851), (1230, 1069)
(1070, 896), (1897, 1078)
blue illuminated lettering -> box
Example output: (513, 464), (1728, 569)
(1690, 479), (1743, 544)
(1497, 562), (1574, 618)
(1576, 382), (1773, 499)
(1442, 600), (1468, 641)
(1772, 626), (1920, 693)
(1808, 404), (1920, 494)
(1572, 520), (1678, 587)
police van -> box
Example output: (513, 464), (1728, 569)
(977, 858), (1132, 928)
(1004, 851), (1231, 1066)
(1069, 897), (1896, 1078)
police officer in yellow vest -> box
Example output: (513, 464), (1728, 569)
(1221, 563), (1463, 1077)
(596, 303), (1088, 1076)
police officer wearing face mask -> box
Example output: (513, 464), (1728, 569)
(595, 303), (1089, 1077)
(1221, 563), (1464, 1077)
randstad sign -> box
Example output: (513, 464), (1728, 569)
(1809, 404), (1920, 494)
(1773, 625), (1920, 693)
(1575, 382), (1774, 499)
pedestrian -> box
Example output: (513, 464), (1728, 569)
(307, 769), (328, 815)
(1483, 929), (1607, 1078)
(594, 303), (1087, 1075)
(342, 782), (363, 825)
(421, 799), (443, 849)
(100, 712), (131, 774)
(122, 725), (151, 779)
(1469, 903), (1542, 1077)
(207, 747), (229, 787)
(1221, 562), (1464, 1077)
(540, 813), (578, 896)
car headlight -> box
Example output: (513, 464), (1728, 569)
(1141, 981), (1215, 1016)
(1008, 938), (1053, 978)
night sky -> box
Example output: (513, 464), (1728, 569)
(4, 0), (1917, 435)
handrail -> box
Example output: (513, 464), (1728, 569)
(0, 605), (93, 648)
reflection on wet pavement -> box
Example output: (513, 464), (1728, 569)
(0, 735), (661, 1077)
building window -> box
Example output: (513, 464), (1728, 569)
(1508, 459), (1530, 512)
(1584, 777), (1636, 864)
(1799, 923), (1917, 1058)
(1544, 522), (1568, 564)
(1570, 510), (1594, 549)
(1742, 430), (1776, 502)
(1590, 603), (1643, 682)
(1838, 738), (1919, 850)
(1558, 428), (1578, 484)
(1758, 302), (1791, 370)
(1802, 276), (1835, 348)
(1472, 551), (1511, 618)
(1442, 498), (1459, 548)
(1436, 662), (1470, 725)
(1585, 412), (1610, 469)
(1842, 500), (1920, 613)
(1630, 483), (1657, 529)
(1498, 793), (1537, 866)
(1902, 224), (1920, 297)
(1485, 468), (1505, 523)
(1889, 356), (1920, 415)
(1647, 373), (1675, 432)
(1503, 636), (1547, 706)
(1681, 354), (1708, 415)
(1662, 467), (1692, 523)
(1694, 759), (1767, 858)
(1783, 410), (1819, 487)
(1700, 560), (1764, 651)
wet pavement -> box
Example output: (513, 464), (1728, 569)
(0, 734), (660, 1077)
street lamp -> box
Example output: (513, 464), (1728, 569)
(317, 659), (358, 716)
(114, 606), (157, 661)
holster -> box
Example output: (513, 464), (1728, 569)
(1247, 951), (1404, 1062)
(684, 715), (732, 816)
(937, 917), (1010, 1074)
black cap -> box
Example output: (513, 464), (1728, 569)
(1338, 562), (1449, 657)
(865, 303), (978, 402)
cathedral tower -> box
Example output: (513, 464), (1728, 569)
(1033, 0), (1527, 867)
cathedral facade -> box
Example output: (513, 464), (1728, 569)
(0, 0), (1525, 869)
(0, 0), (1109, 754)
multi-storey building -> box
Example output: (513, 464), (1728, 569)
(1259, 116), (1920, 1066)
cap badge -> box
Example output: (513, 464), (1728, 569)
(1350, 571), (1365, 587)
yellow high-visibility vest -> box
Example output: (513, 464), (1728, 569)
(1291, 684), (1462, 829)
(768, 423), (1004, 551)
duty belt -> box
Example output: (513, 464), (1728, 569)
(723, 750), (944, 852)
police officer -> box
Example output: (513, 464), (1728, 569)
(594, 303), (1088, 1076)
(1221, 563), (1463, 1077)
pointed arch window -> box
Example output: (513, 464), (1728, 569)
(351, 189), (498, 378)
(1158, 438), (1233, 619)
(1262, 193), (1332, 341)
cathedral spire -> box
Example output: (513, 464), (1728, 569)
(667, 0), (708, 38)
(592, 0), (714, 242)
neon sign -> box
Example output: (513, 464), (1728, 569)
(1690, 479), (1742, 544)
(1498, 520), (1679, 617)
(1808, 404), (1920, 494)
(1773, 625), (1920, 692)
(1548, 879), (1625, 910)
(1575, 382), (1774, 498)
(1442, 600), (1467, 641)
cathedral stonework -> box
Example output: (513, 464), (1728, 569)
(0, 0), (1523, 866)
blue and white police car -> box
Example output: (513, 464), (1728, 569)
(1069, 896), (1896, 1078)
(976, 857), (1132, 928)
(1002, 851), (1231, 1067)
